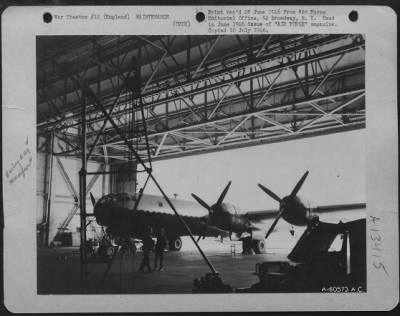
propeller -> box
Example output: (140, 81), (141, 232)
(263, 208), (284, 239)
(191, 181), (232, 214)
(191, 181), (232, 240)
(191, 194), (211, 212)
(290, 171), (309, 197)
(258, 184), (281, 203)
(258, 171), (309, 239)
(217, 181), (232, 205)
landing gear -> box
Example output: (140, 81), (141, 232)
(169, 236), (182, 251)
(120, 238), (137, 258)
(242, 237), (253, 254)
(252, 240), (266, 254)
(98, 244), (116, 259)
(242, 237), (266, 254)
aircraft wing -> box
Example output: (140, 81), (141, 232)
(244, 209), (278, 222)
(244, 203), (366, 222)
(311, 203), (366, 214)
(131, 210), (226, 238)
(204, 225), (230, 238)
(172, 215), (230, 237)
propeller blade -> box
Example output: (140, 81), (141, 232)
(191, 193), (211, 211)
(90, 192), (96, 207)
(265, 208), (284, 239)
(258, 184), (282, 202)
(217, 181), (232, 204)
(290, 171), (309, 197)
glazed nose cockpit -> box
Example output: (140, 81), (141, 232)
(94, 193), (137, 227)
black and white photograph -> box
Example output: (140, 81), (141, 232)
(36, 33), (367, 294)
(2, 5), (398, 313)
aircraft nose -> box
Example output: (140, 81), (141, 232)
(94, 203), (108, 225)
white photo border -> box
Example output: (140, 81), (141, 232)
(2, 5), (398, 312)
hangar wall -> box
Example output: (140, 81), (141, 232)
(138, 129), (366, 211)
(36, 152), (47, 225)
(36, 149), (110, 247)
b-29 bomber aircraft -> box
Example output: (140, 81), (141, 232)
(90, 171), (365, 254)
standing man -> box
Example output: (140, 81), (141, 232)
(139, 227), (154, 273)
(153, 227), (167, 272)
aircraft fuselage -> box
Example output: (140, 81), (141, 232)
(93, 193), (258, 243)
(93, 193), (209, 241)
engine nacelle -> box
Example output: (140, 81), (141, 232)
(281, 196), (310, 226)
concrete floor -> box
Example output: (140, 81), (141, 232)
(37, 237), (290, 294)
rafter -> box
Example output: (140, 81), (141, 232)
(38, 35), (365, 162)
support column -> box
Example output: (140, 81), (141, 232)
(79, 91), (88, 291)
(44, 132), (55, 247)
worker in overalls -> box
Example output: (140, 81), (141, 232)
(153, 227), (167, 272)
(139, 227), (154, 273)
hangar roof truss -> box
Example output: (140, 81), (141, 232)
(37, 34), (365, 162)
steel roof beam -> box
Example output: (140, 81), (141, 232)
(38, 42), (364, 134)
(38, 34), (357, 125)
(86, 67), (364, 138)
(105, 89), (365, 147)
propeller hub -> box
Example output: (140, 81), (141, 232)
(191, 181), (233, 234)
(258, 170), (310, 239)
(280, 196), (308, 226)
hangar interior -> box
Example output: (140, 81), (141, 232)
(36, 34), (366, 294)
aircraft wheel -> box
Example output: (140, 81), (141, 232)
(252, 240), (266, 254)
(169, 237), (182, 251)
(106, 246), (115, 258)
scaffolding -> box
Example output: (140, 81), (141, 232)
(78, 58), (218, 292)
